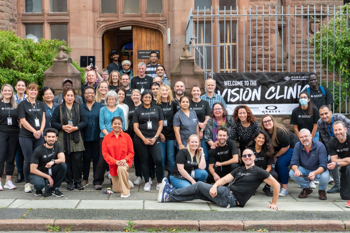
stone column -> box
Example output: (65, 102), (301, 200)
(0, 0), (17, 32)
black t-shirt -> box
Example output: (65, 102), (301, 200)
(174, 97), (181, 112)
(0, 102), (19, 134)
(269, 128), (290, 155)
(209, 140), (238, 167)
(230, 166), (270, 207)
(158, 101), (177, 140)
(329, 134), (350, 159)
(248, 147), (274, 170)
(133, 104), (164, 138)
(109, 85), (119, 91)
(171, 149), (200, 178)
(18, 100), (45, 138)
(190, 99), (210, 123)
(124, 89), (133, 107)
(290, 106), (319, 132)
(127, 103), (141, 137)
(130, 75), (153, 93)
(309, 86), (334, 110)
(30, 142), (63, 173)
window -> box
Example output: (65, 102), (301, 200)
(124, 0), (139, 14)
(219, 23), (237, 72)
(219, 0), (237, 10)
(50, 24), (68, 42)
(101, 0), (117, 14)
(25, 0), (42, 13)
(25, 24), (43, 40)
(194, 23), (212, 71)
(147, 0), (162, 14)
(50, 0), (67, 13)
(194, 0), (211, 11)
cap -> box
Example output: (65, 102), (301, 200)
(62, 78), (73, 85)
(110, 49), (118, 56)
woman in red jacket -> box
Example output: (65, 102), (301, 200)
(102, 116), (134, 198)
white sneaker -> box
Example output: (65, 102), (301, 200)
(279, 188), (289, 196)
(107, 171), (111, 179)
(314, 179), (319, 184)
(121, 193), (130, 198)
(128, 180), (134, 188)
(134, 177), (142, 185)
(0, 183), (3, 191)
(4, 180), (16, 189)
(144, 182), (151, 192)
(309, 181), (316, 189)
(24, 183), (32, 193)
(149, 179), (153, 185)
(156, 183), (161, 190)
(329, 176), (334, 183)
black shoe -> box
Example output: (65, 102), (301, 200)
(15, 173), (24, 183)
(75, 183), (84, 190)
(263, 186), (273, 197)
(67, 183), (74, 190)
(52, 188), (64, 197)
(34, 190), (43, 196)
(44, 180), (52, 197)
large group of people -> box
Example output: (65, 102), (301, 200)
(1, 51), (350, 210)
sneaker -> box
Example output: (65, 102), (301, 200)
(279, 188), (289, 196)
(144, 182), (151, 192)
(329, 176), (334, 183)
(67, 183), (74, 191)
(82, 180), (89, 187)
(94, 185), (102, 190)
(128, 180), (134, 189)
(149, 179), (153, 185)
(262, 186), (273, 197)
(346, 200), (350, 208)
(314, 180), (319, 184)
(4, 181), (16, 190)
(156, 183), (161, 190)
(157, 181), (169, 203)
(107, 171), (111, 179)
(309, 181), (317, 189)
(34, 190), (42, 196)
(121, 193), (130, 198)
(44, 180), (52, 197)
(0, 183), (3, 191)
(75, 183), (84, 190)
(52, 188), (64, 197)
(24, 183), (32, 193)
(134, 177), (142, 185)
(327, 185), (341, 193)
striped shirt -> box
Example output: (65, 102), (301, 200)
(317, 113), (350, 144)
(200, 93), (227, 109)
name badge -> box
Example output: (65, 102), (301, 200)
(140, 88), (145, 93)
(147, 120), (152, 130)
(163, 119), (167, 127)
(68, 120), (73, 126)
(34, 118), (40, 127)
(7, 117), (12, 126)
(191, 169), (195, 178)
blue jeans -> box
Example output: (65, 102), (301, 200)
(201, 138), (209, 170)
(170, 169), (208, 189)
(289, 166), (330, 190)
(313, 131), (319, 141)
(275, 148), (294, 184)
(161, 140), (176, 177)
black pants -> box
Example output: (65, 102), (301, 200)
(134, 136), (163, 183)
(15, 147), (24, 173)
(65, 151), (83, 184)
(0, 131), (19, 176)
(83, 140), (99, 181)
(30, 163), (67, 191)
(131, 136), (143, 178)
(19, 136), (45, 183)
(207, 163), (241, 184)
(93, 138), (109, 185)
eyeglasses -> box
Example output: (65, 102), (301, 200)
(242, 154), (253, 158)
(213, 108), (222, 111)
(263, 119), (272, 124)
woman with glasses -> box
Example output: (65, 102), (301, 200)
(41, 87), (58, 129)
(95, 81), (109, 105)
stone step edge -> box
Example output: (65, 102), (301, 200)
(0, 219), (349, 232)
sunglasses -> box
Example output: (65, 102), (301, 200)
(242, 154), (253, 158)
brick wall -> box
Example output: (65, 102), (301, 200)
(0, 0), (17, 32)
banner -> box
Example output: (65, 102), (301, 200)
(214, 72), (312, 115)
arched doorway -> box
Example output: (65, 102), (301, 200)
(103, 26), (164, 76)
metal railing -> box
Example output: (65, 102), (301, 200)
(186, 5), (350, 114)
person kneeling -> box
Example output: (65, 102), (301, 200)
(207, 127), (240, 184)
(169, 135), (208, 189)
(30, 128), (67, 197)
(289, 129), (329, 200)
(159, 149), (280, 209)
(102, 116), (134, 198)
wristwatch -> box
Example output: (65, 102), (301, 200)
(154, 135), (158, 139)
(51, 159), (55, 164)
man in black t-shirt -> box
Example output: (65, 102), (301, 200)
(30, 128), (67, 197)
(327, 121), (350, 207)
(208, 127), (240, 183)
(307, 73), (333, 110)
(120, 73), (133, 107)
(131, 62), (153, 93)
(158, 149), (280, 209)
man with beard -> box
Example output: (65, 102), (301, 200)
(173, 81), (185, 111)
(158, 148), (280, 209)
(131, 62), (153, 93)
(30, 128), (67, 197)
(327, 121), (350, 207)
(200, 78), (227, 109)
(155, 65), (170, 87)
(53, 79), (83, 105)
(120, 73), (133, 107)
(307, 73), (333, 110)
(289, 129), (329, 200)
(107, 49), (122, 74)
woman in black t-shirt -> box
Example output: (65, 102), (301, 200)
(170, 134), (208, 189)
(18, 82), (46, 193)
(156, 84), (177, 177)
(0, 84), (19, 191)
(108, 71), (120, 91)
(247, 130), (278, 196)
(133, 90), (164, 192)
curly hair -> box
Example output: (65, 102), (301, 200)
(247, 130), (274, 158)
(233, 105), (256, 123)
(209, 102), (228, 118)
(156, 84), (174, 105)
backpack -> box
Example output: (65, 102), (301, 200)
(307, 86), (326, 97)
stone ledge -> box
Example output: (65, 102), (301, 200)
(0, 219), (55, 231)
(133, 220), (199, 231)
(54, 219), (128, 231)
(200, 220), (243, 231)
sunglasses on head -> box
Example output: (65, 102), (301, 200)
(242, 154), (253, 158)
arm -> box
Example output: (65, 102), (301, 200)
(209, 173), (234, 198)
(99, 108), (109, 136)
(134, 122), (150, 145)
(328, 155), (350, 169)
(293, 125), (300, 139)
(174, 126), (184, 149)
(177, 164), (196, 184)
(51, 107), (63, 131)
(275, 145), (289, 158)
(217, 154), (239, 166)
(102, 137), (118, 165)
(149, 120), (163, 145)
(125, 135), (135, 168)
(197, 153), (206, 170)
(196, 124), (200, 138)
(76, 105), (88, 130)
(266, 164), (272, 173)
(311, 124), (317, 138)
(30, 164), (54, 187)
(264, 175), (280, 210)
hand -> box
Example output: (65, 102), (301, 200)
(209, 185), (217, 198)
(47, 176), (54, 187)
(210, 142), (216, 150)
(199, 130), (203, 140)
(308, 172), (315, 180)
(190, 180), (196, 185)
(179, 144), (185, 150)
(213, 174), (221, 181)
(62, 125), (72, 133)
(160, 134), (166, 143)
(33, 130), (41, 139)
(66, 126), (78, 134)
(149, 137), (156, 145)
(116, 159), (127, 166)
(143, 138), (151, 145)
(327, 162), (336, 170)
(45, 161), (54, 168)
(198, 122), (205, 129)
(215, 162), (222, 167)
(294, 170), (301, 177)
(197, 147), (203, 154)
(268, 203), (279, 210)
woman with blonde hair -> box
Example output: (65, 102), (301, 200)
(108, 71), (120, 91)
(169, 134), (208, 189)
(95, 81), (109, 105)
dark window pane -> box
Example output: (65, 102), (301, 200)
(50, 0), (67, 12)
(220, 23), (236, 44)
(51, 24), (68, 43)
(101, 0), (117, 13)
(25, 24), (43, 40)
(124, 0), (139, 14)
(147, 0), (162, 14)
(194, 0), (211, 11)
(195, 46), (212, 72)
(25, 0), (42, 13)
(194, 23), (211, 44)
(219, 0), (237, 10)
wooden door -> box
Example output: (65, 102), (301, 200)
(103, 30), (114, 69)
(132, 26), (163, 76)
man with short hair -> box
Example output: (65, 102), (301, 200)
(200, 79), (227, 109)
(327, 121), (350, 207)
(100, 69), (109, 81)
(158, 149), (280, 209)
(307, 73), (334, 110)
(318, 105), (350, 193)
(30, 128), (67, 197)
(153, 76), (163, 86)
(120, 73), (133, 107)
(156, 65), (170, 87)
(208, 127), (240, 184)
(81, 70), (98, 103)
(146, 51), (162, 79)
(173, 81), (185, 111)
(289, 129), (329, 200)
(53, 78), (83, 105)
(131, 62), (153, 93)
(107, 49), (122, 74)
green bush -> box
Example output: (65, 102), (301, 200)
(321, 80), (349, 113)
(0, 30), (85, 89)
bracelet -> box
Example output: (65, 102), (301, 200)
(335, 162), (339, 167)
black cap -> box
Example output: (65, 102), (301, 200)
(110, 49), (118, 56)
(62, 78), (73, 85)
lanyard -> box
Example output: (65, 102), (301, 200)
(27, 99), (38, 119)
(150, 64), (157, 75)
(15, 95), (26, 104)
(326, 117), (334, 137)
(163, 102), (169, 117)
(148, 106), (151, 121)
(45, 104), (55, 118)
